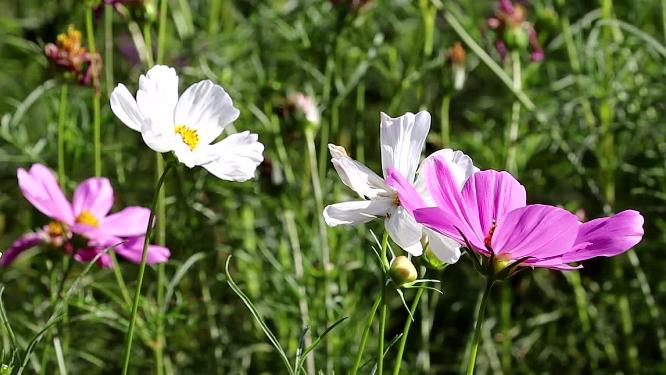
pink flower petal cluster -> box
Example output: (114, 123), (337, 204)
(1, 164), (169, 268)
(387, 156), (643, 271)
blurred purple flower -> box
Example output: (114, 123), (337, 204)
(44, 25), (102, 89)
(486, 0), (544, 62)
(1, 164), (170, 268)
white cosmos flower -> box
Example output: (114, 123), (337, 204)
(110, 65), (264, 181)
(323, 111), (477, 263)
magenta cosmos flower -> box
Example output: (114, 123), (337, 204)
(1, 164), (169, 268)
(387, 156), (644, 272)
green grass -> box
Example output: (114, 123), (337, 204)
(0, 0), (665, 373)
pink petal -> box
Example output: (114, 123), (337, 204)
(1, 232), (43, 266)
(74, 247), (113, 268)
(461, 169), (526, 242)
(72, 177), (114, 218)
(385, 168), (425, 215)
(492, 204), (579, 261)
(18, 164), (74, 224)
(99, 206), (151, 237)
(114, 236), (170, 264)
(419, 157), (486, 251)
(562, 210), (644, 263)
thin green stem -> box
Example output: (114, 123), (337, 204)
(466, 278), (494, 375)
(305, 125), (331, 369)
(156, 0), (168, 65)
(153, 2), (169, 371)
(104, 5), (114, 97)
(505, 51), (521, 175)
(86, 7), (102, 177)
(57, 84), (68, 187)
(377, 232), (389, 375)
(392, 268), (427, 375)
(110, 251), (132, 307)
(440, 94), (451, 146)
(142, 22), (154, 67)
(350, 292), (382, 375)
(121, 163), (172, 375)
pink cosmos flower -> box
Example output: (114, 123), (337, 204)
(1, 164), (169, 268)
(387, 156), (644, 271)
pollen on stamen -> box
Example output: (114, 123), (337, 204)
(47, 222), (65, 237)
(484, 219), (497, 248)
(175, 125), (199, 151)
(76, 210), (99, 228)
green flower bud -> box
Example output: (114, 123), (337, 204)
(423, 246), (447, 270)
(389, 256), (417, 285)
(504, 27), (529, 51)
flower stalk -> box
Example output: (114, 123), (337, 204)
(85, 7), (102, 177)
(350, 292), (382, 375)
(377, 231), (389, 375)
(57, 84), (68, 187)
(121, 162), (173, 375)
(392, 267), (427, 375)
(466, 277), (495, 375)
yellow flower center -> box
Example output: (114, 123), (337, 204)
(47, 222), (65, 237)
(175, 125), (199, 151)
(76, 210), (99, 228)
(56, 25), (83, 55)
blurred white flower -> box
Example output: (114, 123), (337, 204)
(287, 92), (320, 125)
(323, 111), (477, 263)
(110, 65), (264, 181)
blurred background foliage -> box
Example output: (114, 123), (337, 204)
(0, 0), (665, 373)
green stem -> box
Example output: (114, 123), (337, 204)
(104, 5), (114, 97)
(156, 0), (168, 65)
(121, 163), (172, 375)
(350, 292), (382, 375)
(305, 125), (330, 370)
(392, 269), (427, 375)
(57, 84), (68, 187)
(505, 51), (521, 175)
(153, 2), (169, 372)
(377, 232), (389, 375)
(142, 22), (154, 67)
(499, 284), (511, 372)
(440, 94), (451, 146)
(85, 7), (102, 177)
(110, 251), (132, 307)
(466, 278), (494, 375)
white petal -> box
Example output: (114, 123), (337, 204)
(385, 206), (423, 256)
(323, 199), (394, 226)
(201, 131), (264, 181)
(110, 84), (145, 131)
(380, 111), (430, 182)
(136, 65), (179, 138)
(328, 144), (392, 200)
(424, 227), (461, 264)
(415, 148), (479, 204)
(174, 80), (240, 146)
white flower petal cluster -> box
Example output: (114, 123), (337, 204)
(324, 111), (477, 263)
(111, 65), (264, 181)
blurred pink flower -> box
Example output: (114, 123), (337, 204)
(1, 164), (169, 268)
(388, 155), (644, 272)
(44, 25), (102, 88)
(486, 0), (544, 62)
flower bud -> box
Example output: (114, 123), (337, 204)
(389, 256), (417, 285)
(422, 246), (447, 270)
(503, 27), (529, 51)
